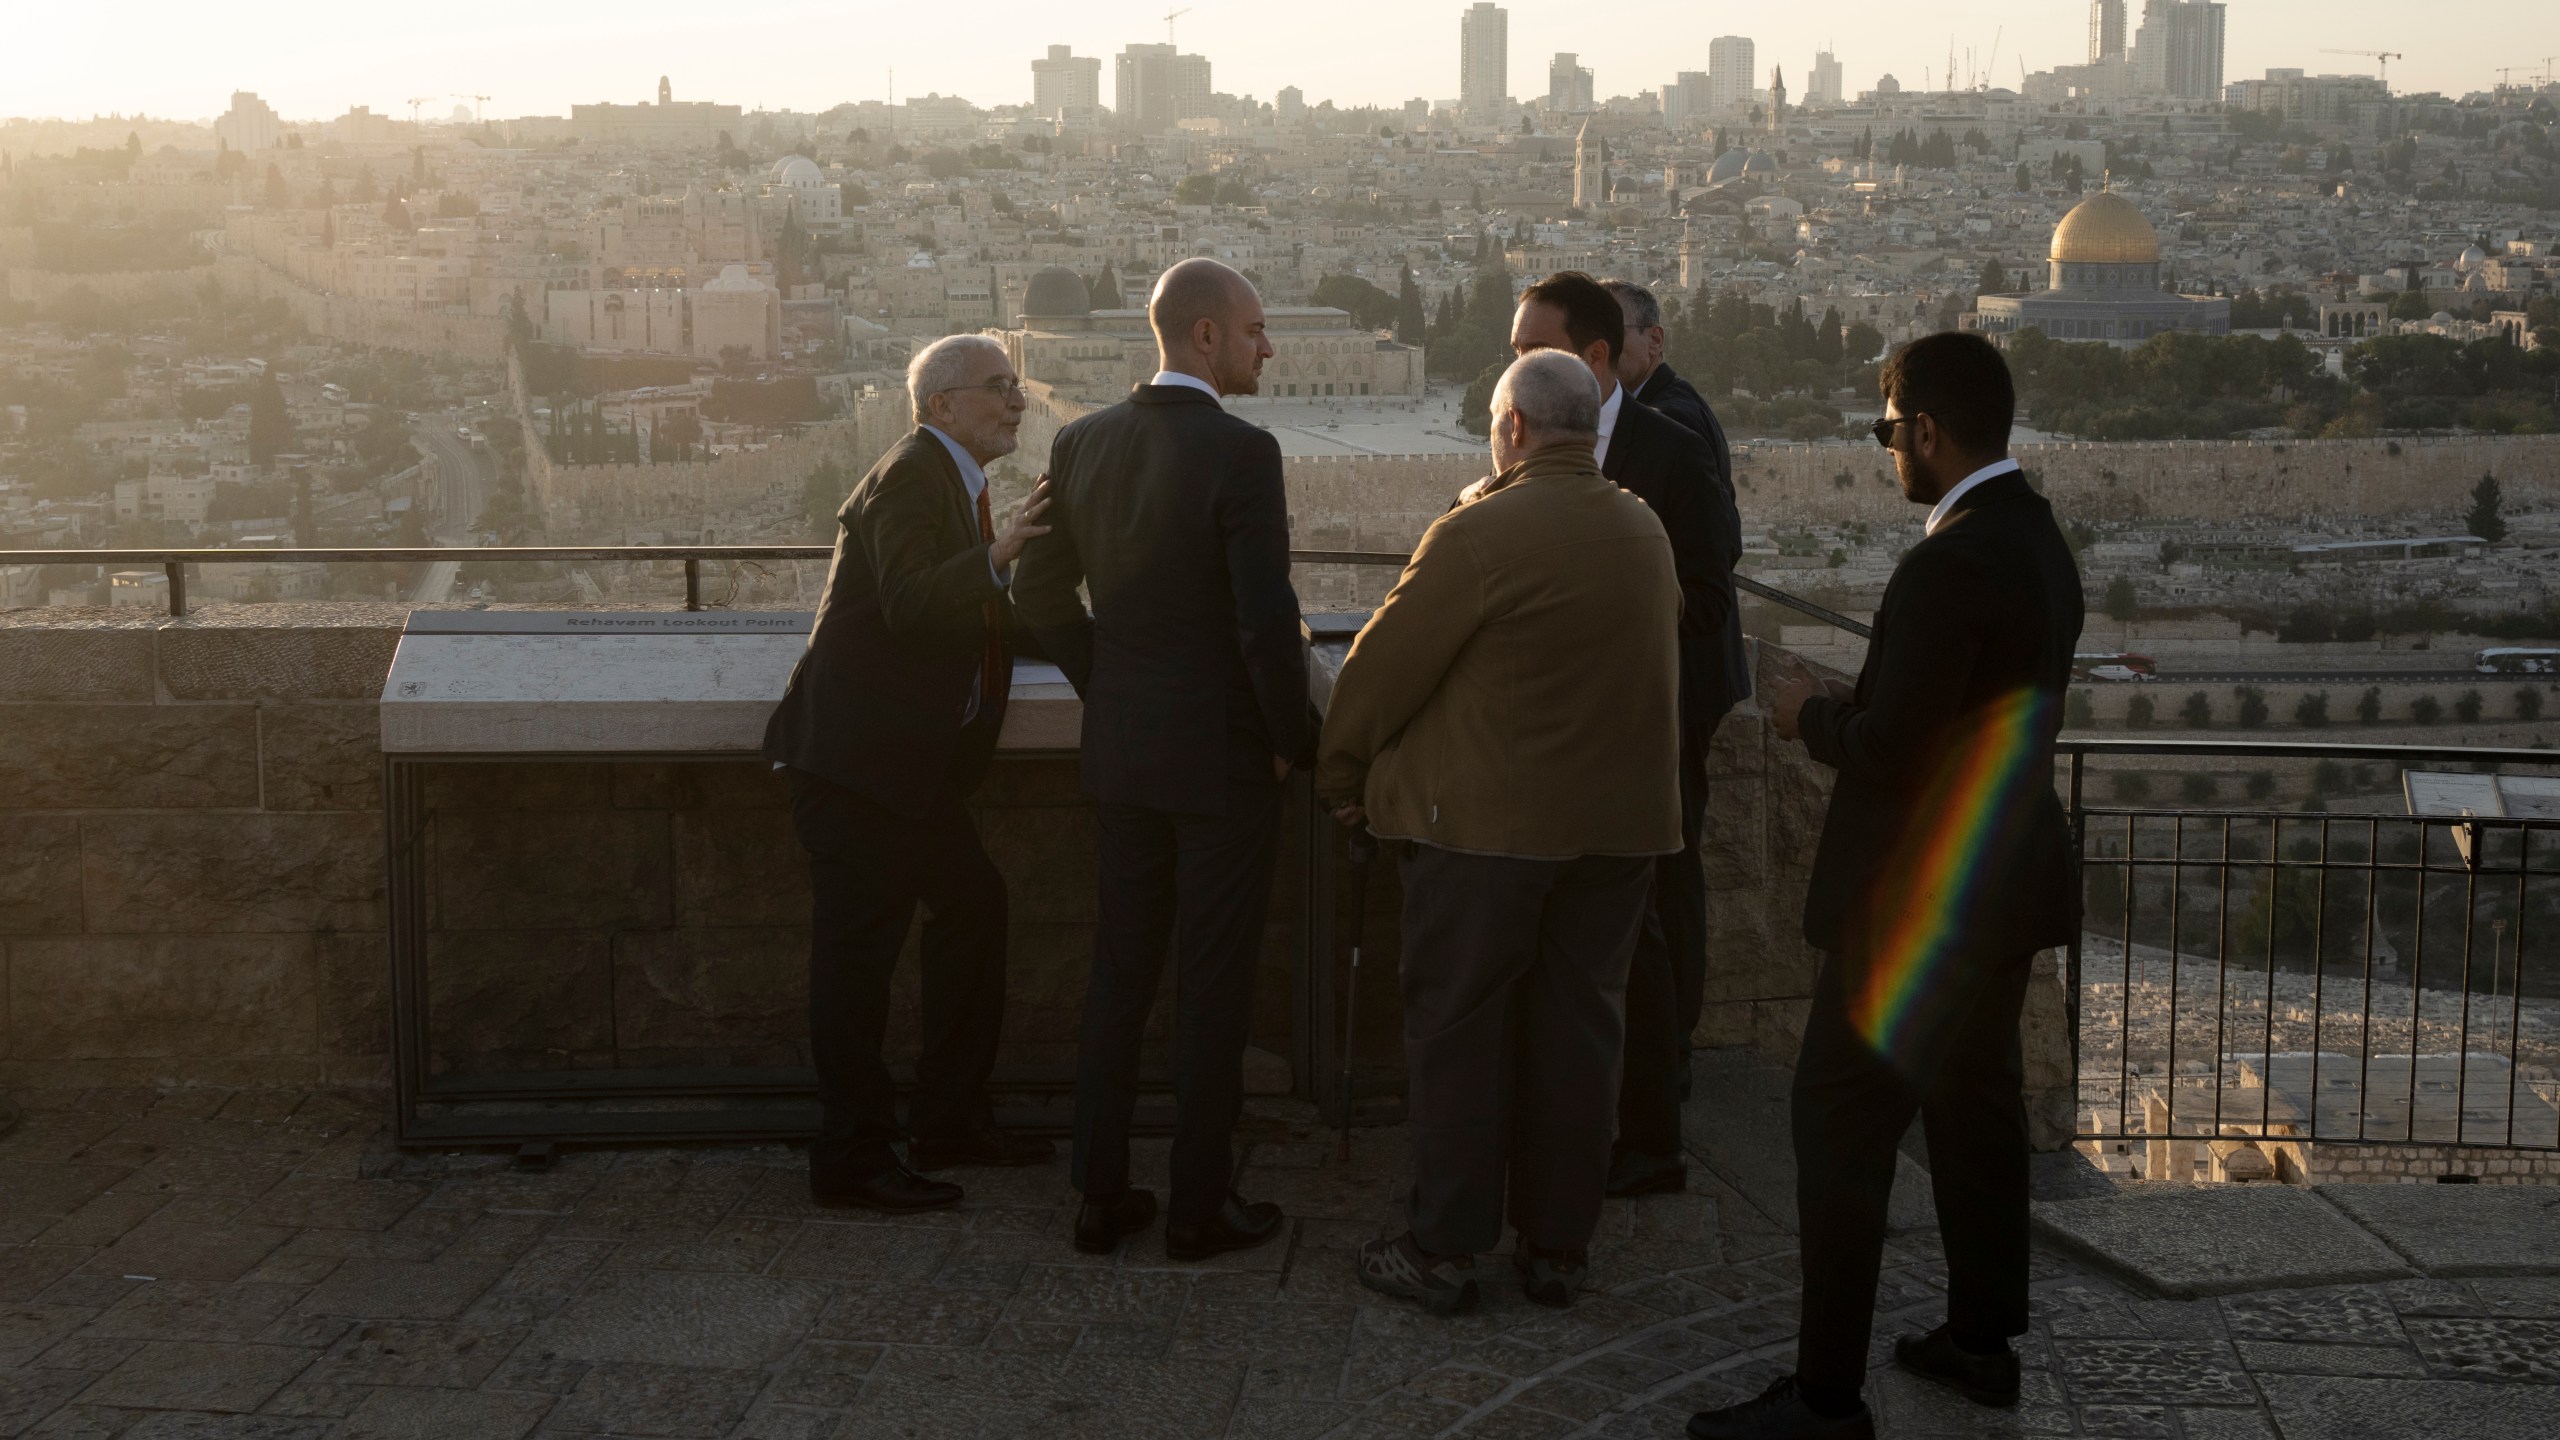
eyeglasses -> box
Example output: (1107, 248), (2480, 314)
(936, 377), (1027, 401)
(1869, 413), (1925, 448)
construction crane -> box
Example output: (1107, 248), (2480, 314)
(453, 93), (491, 124)
(1164, 7), (1191, 46)
(404, 96), (434, 126)
(2320, 49), (2404, 93)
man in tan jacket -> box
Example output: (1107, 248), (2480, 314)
(1317, 350), (1682, 1316)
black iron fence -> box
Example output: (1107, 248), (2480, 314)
(2061, 740), (2560, 1162)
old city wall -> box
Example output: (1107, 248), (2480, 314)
(509, 351), (862, 539)
(2, 265), (212, 311)
(1735, 433), (2560, 527)
(210, 252), (510, 363)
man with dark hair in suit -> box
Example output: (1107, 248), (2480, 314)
(1015, 258), (1313, 1263)
(1507, 271), (1745, 1201)
(763, 334), (1059, 1215)
(1598, 276), (1755, 1179)
(1688, 332), (2083, 1440)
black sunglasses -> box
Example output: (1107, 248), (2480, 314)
(1869, 413), (1926, 448)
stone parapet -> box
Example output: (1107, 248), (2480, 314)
(0, 603), (2070, 1152)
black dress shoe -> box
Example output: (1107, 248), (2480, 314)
(1893, 1325), (2021, 1407)
(908, 1126), (1057, 1171)
(810, 1161), (962, 1215)
(1604, 1147), (1688, 1197)
(1164, 1194), (1283, 1262)
(1073, 1188), (1158, 1254)
(1688, 1378), (1873, 1440)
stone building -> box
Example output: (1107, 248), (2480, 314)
(1968, 189), (2229, 345)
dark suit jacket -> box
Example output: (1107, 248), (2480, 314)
(1604, 390), (1748, 728)
(1631, 363), (1752, 725)
(1635, 362), (1729, 466)
(761, 429), (1007, 817)
(1797, 470), (2086, 959)
(1015, 383), (1313, 816)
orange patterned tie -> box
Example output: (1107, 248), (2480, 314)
(976, 486), (1005, 721)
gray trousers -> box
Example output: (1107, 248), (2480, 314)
(1395, 842), (1653, 1255)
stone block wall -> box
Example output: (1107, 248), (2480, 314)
(0, 603), (2070, 1148)
(0, 604), (1292, 1095)
(0, 604), (402, 1089)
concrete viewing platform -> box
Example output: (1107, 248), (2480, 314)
(3, 1053), (2557, 1440)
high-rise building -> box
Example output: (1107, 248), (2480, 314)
(1549, 53), (1594, 112)
(1707, 36), (1756, 115)
(1662, 71), (1710, 129)
(1808, 50), (1844, 107)
(214, 91), (283, 152)
(1460, 3), (1510, 120)
(1114, 43), (1212, 133)
(2089, 0), (2127, 62)
(1277, 86), (1307, 124)
(2131, 0), (2224, 100)
(1032, 45), (1102, 119)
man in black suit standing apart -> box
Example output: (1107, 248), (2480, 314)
(1688, 333), (2083, 1440)
(1504, 273), (1744, 1200)
(1015, 258), (1313, 1262)
(764, 335), (1060, 1214)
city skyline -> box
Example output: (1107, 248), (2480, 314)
(11, 0), (2540, 126)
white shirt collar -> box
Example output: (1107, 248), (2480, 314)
(919, 424), (987, 501)
(1924, 457), (2021, 536)
(1592, 382), (1625, 466)
(1149, 369), (1223, 403)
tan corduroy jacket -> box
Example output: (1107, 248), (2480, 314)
(1315, 443), (1682, 860)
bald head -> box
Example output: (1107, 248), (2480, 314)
(1149, 259), (1271, 396)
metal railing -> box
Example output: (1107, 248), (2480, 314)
(4, 544), (1879, 629)
(2061, 740), (2560, 1164)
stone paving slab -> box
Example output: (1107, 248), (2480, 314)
(2317, 1182), (2560, 1277)
(2031, 1184), (2418, 1298)
(2256, 1373), (2560, 1440)
(0, 1077), (2556, 1437)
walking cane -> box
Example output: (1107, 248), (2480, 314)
(1335, 827), (1377, 1162)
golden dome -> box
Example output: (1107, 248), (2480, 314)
(2050, 190), (2160, 265)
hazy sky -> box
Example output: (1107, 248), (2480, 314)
(13, 1), (2543, 124)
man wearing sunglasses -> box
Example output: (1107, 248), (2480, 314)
(764, 334), (1057, 1215)
(1689, 333), (2082, 1440)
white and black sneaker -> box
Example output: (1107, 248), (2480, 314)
(1356, 1232), (1479, 1315)
(1512, 1242), (1586, 1308)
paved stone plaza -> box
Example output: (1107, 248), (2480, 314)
(2, 1064), (2556, 1439)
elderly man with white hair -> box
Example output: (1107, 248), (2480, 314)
(1315, 349), (1683, 1315)
(763, 333), (1055, 1214)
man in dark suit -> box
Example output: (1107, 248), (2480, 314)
(1014, 258), (1313, 1262)
(1601, 278), (1732, 468)
(763, 334), (1058, 1215)
(1506, 272), (1744, 1201)
(1689, 333), (2083, 1440)
(1601, 278), (1756, 1175)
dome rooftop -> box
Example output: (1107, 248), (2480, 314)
(1705, 151), (1747, 183)
(2051, 190), (2160, 265)
(1022, 265), (1093, 318)
(1741, 151), (1777, 174)
(769, 155), (823, 188)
